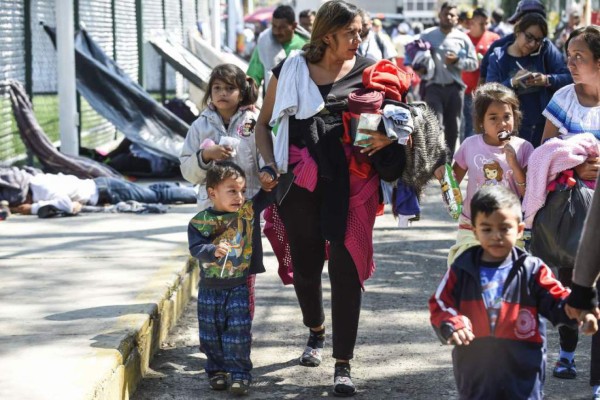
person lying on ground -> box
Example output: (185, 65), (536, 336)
(2, 167), (196, 216)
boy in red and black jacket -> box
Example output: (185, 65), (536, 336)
(429, 186), (582, 400)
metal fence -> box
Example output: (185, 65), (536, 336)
(0, 0), (205, 163)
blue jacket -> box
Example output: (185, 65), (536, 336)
(486, 38), (572, 129)
(480, 33), (514, 83)
(430, 246), (575, 399)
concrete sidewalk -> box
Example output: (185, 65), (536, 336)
(0, 203), (200, 400)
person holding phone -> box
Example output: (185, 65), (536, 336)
(486, 13), (572, 147)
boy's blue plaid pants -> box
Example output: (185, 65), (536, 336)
(198, 283), (252, 381)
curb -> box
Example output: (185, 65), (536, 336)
(90, 257), (199, 400)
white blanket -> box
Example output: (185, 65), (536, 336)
(270, 50), (324, 173)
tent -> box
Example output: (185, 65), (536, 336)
(44, 26), (187, 163)
(149, 36), (212, 91)
(4, 80), (121, 179)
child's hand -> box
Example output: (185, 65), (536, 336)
(448, 327), (474, 346)
(580, 312), (599, 336)
(574, 156), (600, 181)
(503, 142), (518, 166)
(259, 171), (278, 192)
(202, 145), (234, 162)
(214, 242), (230, 258)
(434, 165), (445, 181)
(565, 303), (600, 336)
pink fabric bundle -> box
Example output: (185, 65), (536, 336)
(347, 89), (383, 114)
(263, 167), (380, 288)
(289, 145), (318, 192)
(362, 59), (412, 102)
(522, 133), (599, 228)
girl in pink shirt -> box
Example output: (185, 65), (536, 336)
(437, 82), (534, 264)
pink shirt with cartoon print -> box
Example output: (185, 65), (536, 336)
(454, 134), (534, 224)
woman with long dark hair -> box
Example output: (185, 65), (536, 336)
(254, 1), (404, 396)
(486, 13), (572, 147)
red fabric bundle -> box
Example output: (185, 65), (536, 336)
(347, 88), (383, 114)
(362, 59), (412, 101)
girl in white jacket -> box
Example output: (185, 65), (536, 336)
(180, 64), (261, 209)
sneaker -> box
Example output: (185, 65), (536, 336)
(208, 372), (228, 390)
(553, 358), (577, 379)
(230, 379), (250, 396)
(300, 328), (325, 367)
(333, 363), (356, 397)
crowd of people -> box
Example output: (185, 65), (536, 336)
(3, 0), (599, 398)
(179, 0), (600, 398)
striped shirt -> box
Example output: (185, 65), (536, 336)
(543, 84), (600, 140)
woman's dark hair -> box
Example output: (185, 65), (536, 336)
(206, 161), (246, 189)
(566, 25), (600, 60)
(472, 82), (522, 135)
(202, 64), (258, 109)
(514, 12), (548, 38)
(471, 186), (522, 226)
(303, 0), (362, 63)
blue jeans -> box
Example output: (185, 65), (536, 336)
(93, 177), (196, 204)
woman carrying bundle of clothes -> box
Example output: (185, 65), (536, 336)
(253, 0), (445, 396)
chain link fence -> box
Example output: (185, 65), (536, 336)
(0, 0), (203, 164)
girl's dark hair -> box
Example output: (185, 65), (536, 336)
(566, 25), (600, 61)
(472, 82), (522, 135)
(514, 12), (548, 38)
(202, 63), (258, 109)
(303, 0), (362, 63)
(206, 161), (246, 189)
(471, 186), (522, 226)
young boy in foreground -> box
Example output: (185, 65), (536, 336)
(187, 161), (269, 396)
(429, 186), (592, 399)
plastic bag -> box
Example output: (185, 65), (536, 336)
(530, 177), (594, 269)
(355, 113), (381, 147)
(439, 163), (463, 220)
(219, 136), (240, 157)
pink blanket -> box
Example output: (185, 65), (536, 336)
(263, 146), (380, 288)
(522, 133), (598, 228)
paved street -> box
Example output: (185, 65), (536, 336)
(133, 184), (593, 399)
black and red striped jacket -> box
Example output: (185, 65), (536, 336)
(429, 246), (576, 399)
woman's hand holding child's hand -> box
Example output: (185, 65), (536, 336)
(448, 327), (475, 346)
(259, 171), (278, 192)
(357, 130), (394, 156)
(202, 144), (234, 162)
(565, 304), (600, 336)
(214, 242), (230, 258)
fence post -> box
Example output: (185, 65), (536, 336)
(56, 0), (79, 156)
(160, 0), (167, 103)
(136, 0), (144, 86)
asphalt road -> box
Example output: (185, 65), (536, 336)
(133, 184), (592, 400)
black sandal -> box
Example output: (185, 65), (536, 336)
(209, 372), (228, 390)
(230, 378), (251, 396)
